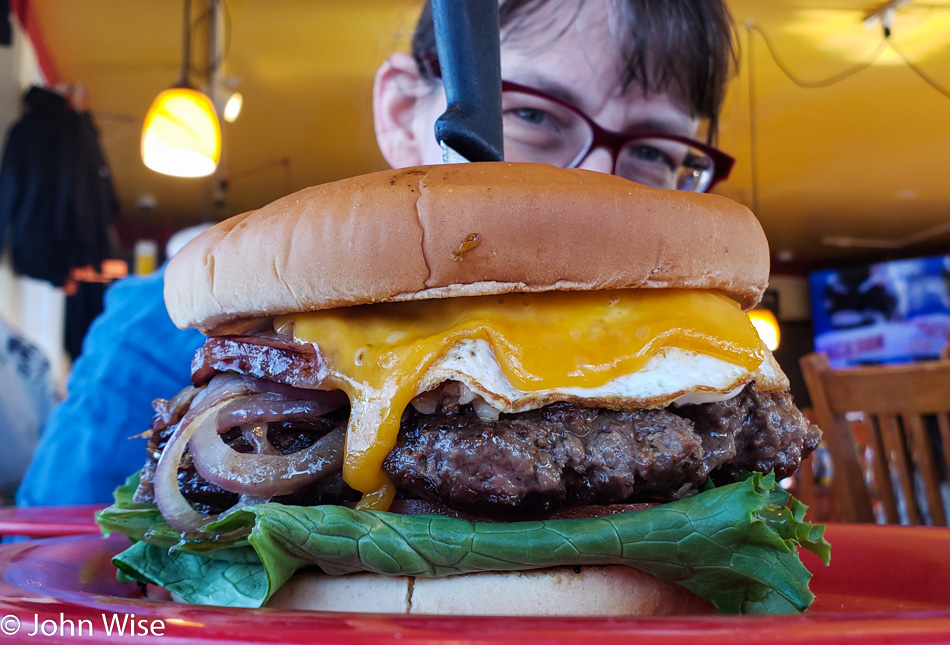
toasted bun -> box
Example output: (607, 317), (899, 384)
(165, 163), (769, 333)
(265, 566), (714, 616)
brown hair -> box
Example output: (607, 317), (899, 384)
(410, 0), (738, 142)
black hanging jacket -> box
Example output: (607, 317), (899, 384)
(0, 86), (118, 286)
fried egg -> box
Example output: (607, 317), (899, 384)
(416, 337), (788, 416)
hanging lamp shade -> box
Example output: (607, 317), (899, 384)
(141, 85), (221, 178)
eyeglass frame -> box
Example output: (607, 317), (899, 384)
(418, 53), (736, 193)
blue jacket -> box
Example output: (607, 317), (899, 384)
(17, 268), (204, 506)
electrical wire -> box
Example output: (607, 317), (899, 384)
(181, 0), (192, 83)
(187, 0), (231, 77)
(746, 22), (888, 89)
(219, 0), (232, 68)
(747, 23), (761, 217)
(747, 20), (950, 104)
(888, 39), (950, 100)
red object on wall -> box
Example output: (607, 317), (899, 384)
(9, 0), (62, 85)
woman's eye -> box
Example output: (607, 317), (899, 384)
(630, 145), (676, 169)
(510, 107), (553, 127)
(632, 145), (661, 162)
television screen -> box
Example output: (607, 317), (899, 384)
(809, 254), (950, 367)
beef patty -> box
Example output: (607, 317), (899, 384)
(383, 385), (818, 509)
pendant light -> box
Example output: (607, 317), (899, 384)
(141, 0), (221, 178)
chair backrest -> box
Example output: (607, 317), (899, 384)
(800, 352), (950, 525)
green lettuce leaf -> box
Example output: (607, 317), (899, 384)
(98, 472), (830, 614)
(97, 473), (248, 552)
(113, 541), (269, 607)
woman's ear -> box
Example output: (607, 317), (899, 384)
(373, 52), (436, 169)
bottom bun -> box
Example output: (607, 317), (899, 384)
(265, 566), (714, 616)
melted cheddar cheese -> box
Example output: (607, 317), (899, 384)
(275, 289), (763, 511)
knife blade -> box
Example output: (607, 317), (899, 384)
(431, 0), (504, 164)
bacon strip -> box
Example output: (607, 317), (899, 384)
(191, 334), (326, 389)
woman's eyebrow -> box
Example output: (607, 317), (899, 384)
(514, 76), (588, 110)
(624, 117), (696, 138)
(509, 75), (696, 138)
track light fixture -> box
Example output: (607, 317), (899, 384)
(863, 0), (913, 38)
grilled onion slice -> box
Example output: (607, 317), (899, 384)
(189, 393), (346, 497)
(153, 387), (346, 534)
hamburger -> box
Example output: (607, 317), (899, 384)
(98, 162), (828, 615)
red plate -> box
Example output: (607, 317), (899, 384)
(0, 505), (105, 538)
(0, 524), (949, 644)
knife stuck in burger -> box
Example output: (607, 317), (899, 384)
(98, 162), (829, 616)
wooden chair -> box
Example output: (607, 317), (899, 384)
(784, 407), (839, 524)
(800, 352), (950, 525)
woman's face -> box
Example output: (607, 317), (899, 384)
(399, 0), (699, 173)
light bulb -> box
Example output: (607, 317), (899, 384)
(748, 308), (781, 351)
(223, 91), (243, 123)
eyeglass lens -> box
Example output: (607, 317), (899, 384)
(501, 90), (716, 192)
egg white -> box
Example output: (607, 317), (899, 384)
(415, 338), (788, 414)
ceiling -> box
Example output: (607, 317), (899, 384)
(21, 0), (950, 268)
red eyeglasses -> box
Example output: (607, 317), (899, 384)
(421, 54), (734, 192)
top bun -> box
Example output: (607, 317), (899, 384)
(165, 163), (770, 333)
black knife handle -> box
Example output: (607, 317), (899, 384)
(431, 0), (504, 162)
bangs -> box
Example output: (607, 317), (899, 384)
(611, 0), (738, 141)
